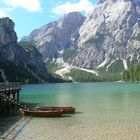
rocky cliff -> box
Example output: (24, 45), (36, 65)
(22, 12), (85, 61)
(70, 0), (140, 72)
(0, 17), (58, 83)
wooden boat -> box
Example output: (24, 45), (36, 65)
(20, 109), (63, 117)
(36, 106), (76, 113)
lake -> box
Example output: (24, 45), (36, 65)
(14, 82), (140, 139)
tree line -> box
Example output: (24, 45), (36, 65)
(123, 63), (140, 82)
(69, 69), (121, 82)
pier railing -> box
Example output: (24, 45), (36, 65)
(0, 82), (29, 111)
(0, 92), (29, 110)
(0, 82), (21, 92)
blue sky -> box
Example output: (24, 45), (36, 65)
(0, 0), (97, 40)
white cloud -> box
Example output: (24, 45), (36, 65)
(0, 0), (42, 12)
(0, 8), (9, 18)
(52, 0), (94, 15)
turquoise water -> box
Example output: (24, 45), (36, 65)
(15, 83), (140, 140)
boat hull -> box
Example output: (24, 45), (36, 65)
(21, 109), (62, 117)
(36, 107), (76, 113)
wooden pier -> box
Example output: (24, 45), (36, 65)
(0, 82), (28, 113)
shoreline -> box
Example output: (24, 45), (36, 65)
(0, 115), (21, 139)
(0, 115), (31, 140)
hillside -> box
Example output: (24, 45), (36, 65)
(0, 17), (66, 83)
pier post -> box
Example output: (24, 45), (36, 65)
(0, 82), (21, 114)
(17, 91), (19, 102)
(13, 92), (15, 100)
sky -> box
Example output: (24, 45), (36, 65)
(0, 0), (97, 40)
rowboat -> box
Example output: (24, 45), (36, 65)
(20, 109), (63, 117)
(36, 106), (76, 113)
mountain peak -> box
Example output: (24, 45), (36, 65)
(98, 0), (122, 4)
(60, 12), (85, 24)
(98, 0), (140, 5)
(0, 17), (17, 46)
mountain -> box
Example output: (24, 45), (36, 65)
(22, 0), (140, 81)
(0, 17), (64, 83)
(22, 12), (85, 60)
(71, 0), (140, 70)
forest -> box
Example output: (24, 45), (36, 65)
(123, 63), (140, 82)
